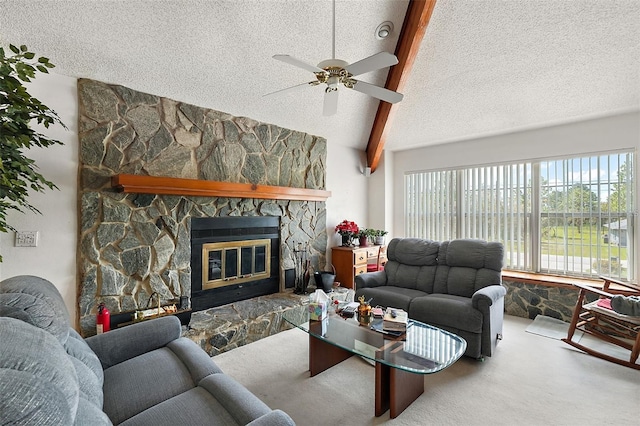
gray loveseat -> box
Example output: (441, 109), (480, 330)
(355, 238), (505, 359)
(0, 275), (294, 425)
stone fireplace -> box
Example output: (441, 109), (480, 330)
(77, 79), (328, 336)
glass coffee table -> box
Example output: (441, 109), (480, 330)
(282, 309), (467, 418)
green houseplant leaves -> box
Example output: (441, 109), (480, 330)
(0, 44), (66, 260)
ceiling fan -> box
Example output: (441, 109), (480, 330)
(266, 0), (403, 116)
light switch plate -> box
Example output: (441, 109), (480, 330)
(16, 231), (39, 247)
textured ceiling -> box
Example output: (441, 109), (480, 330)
(1, 0), (638, 152)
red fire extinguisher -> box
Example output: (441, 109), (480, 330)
(96, 302), (110, 334)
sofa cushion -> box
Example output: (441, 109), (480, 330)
(433, 266), (479, 297)
(409, 294), (484, 334)
(118, 374), (285, 426)
(439, 239), (503, 270)
(434, 240), (503, 297)
(0, 317), (79, 424)
(64, 330), (104, 408)
(384, 239), (440, 292)
(102, 347), (197, 424)
(385, 262), (438, 292)
(388, 238), (440, 266)
(0, 275), (71, 344)
(118, 386), (240, 425)
(356, 286), (427, 312)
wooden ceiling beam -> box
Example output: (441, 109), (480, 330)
(365, 0), (438, 172)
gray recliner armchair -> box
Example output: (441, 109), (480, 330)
(355, 238), (506, 358)
(0, 275), (295, 425)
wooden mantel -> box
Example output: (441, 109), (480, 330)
(111, 174), (331, 202)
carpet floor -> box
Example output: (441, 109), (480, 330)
(212, 315), (639, 425)
(525, 314), (584, 342)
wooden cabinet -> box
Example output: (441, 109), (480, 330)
(331, 246), (387, 289)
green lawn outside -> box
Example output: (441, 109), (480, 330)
(541, 225), (627, 260)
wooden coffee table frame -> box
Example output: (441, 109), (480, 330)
(309, 331), (425, 418)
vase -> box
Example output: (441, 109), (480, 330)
(375, 236), (385, 245)
(359, 236), (369, 247)
(341, 234), (351, 247)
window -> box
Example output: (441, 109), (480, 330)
(405, 151), (635, 281)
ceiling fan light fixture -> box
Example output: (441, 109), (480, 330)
(376, 21), (393, 40)
(326, 76), (340, 90)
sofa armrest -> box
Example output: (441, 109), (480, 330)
(354, 271), (386, 290)
(246, 409), (296, 426)
(472, 285), (507, 309)
(85, 315), (181, 369)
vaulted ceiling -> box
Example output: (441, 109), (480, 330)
(1, 0), (638, 168)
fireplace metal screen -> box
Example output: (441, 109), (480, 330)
(190, 216), (280, 312)
(202, 239), (271, 289)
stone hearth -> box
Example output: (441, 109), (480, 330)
(185, 291), (308, 356)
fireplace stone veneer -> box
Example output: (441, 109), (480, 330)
(77, 79), (328, 336)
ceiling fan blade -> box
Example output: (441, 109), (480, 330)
(323, 89), (339, 116)
(273, 55), (326, 74)
(263, 81), (316, 97)
(344, 52), (399, 77)
(350, 80), (404, 104)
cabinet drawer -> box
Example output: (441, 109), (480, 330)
(366, 247), (380, 258)
(353, 249), (368, 265)
(354, 265), (367, 276)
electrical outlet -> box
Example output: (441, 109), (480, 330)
(15, 231), (39, 247)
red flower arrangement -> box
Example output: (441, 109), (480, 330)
(335, 220), (359, 237)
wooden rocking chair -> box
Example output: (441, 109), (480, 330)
(562, 276), (640, 370)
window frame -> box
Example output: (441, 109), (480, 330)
(404, 150), (636, 282)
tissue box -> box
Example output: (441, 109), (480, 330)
(308, 301), (328, 321)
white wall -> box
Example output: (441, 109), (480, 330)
(366, 150), (394, 240)
(0, 72), (78, 323)
(388, 111), (640, 281)
(325, 144), (370, 254)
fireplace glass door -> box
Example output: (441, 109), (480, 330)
(202, 239), (271, 289)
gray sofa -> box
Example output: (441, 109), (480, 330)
(0, 275), (295, 425)
(355, 238), (505, 359)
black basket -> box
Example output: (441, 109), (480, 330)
(313, 266), (336, 292)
